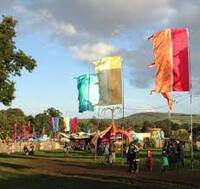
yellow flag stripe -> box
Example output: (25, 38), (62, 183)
(95, 56), (121, 72)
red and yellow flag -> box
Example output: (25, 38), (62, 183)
(150, 28), (190, 110)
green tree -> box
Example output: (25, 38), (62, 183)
(78, 121), (88, 132)
(141, 121), (152, 132)
(0, 108), (26, 137)
(0, 16), (36, 105)
(154, 119), (174, 137)
(34, 108), (63, 134)
(44, 107), (62, 117)
(34, 113), (49, 134)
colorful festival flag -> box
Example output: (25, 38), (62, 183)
(149, 28), (190, 110)
(49, 117), (55, 131)
(54, 117), (60, 132)
(63, 117), (70, 132)
(70, 117), (78, 133)
(77, 74), (99, 113)
(94, 56), (122, 105)
(49, 117), (60, 132)
(12, 122), (17, 143)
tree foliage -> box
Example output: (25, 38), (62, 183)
(0, 16), (36, 105)
(44, 107), (62, 117)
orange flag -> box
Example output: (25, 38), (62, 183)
(149, 28), (190, 110)
(161, 92), (174, 111)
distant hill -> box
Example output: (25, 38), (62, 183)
(80, 112), (200, 126)
(117, 112), (200, 125)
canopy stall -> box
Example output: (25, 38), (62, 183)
(91, 122), (132, 146)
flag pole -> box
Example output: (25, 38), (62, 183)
(188, 28), (193, 170)
(88, 74), (90, 111)
(95, 108), (100, 162)
(168, 110), (171, 120)
(121, 57), (125, 164)
(190, 91), (193, 170)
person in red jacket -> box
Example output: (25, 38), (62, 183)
(146, 150), (153, 171)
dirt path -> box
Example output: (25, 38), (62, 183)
(2, 155), (199, 189)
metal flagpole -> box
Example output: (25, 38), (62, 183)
(95, 108), (100, 162)
(95, 132), (97, 162)
(190, 91), (193, 170)
(188, 28), (193, 170)
(168, 110), (171, 149)
(168, 110), (171, 120)
(88, 74), (90, 111)
(121, 57), (125, 164)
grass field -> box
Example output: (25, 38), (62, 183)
(0, 150), (200, 189)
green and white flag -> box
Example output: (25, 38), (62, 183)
(77, 74), (99, 113)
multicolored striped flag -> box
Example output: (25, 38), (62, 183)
(94, 56), (122, 106)
(54, 117), (60, 132)
(77, 74), (99, 113)
(49, 117), (60, 132)
(149, 28), (190, 110)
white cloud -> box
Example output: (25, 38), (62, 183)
(1, 0), (200, 93)
(70, 42), (116, 62)
(6, 1), (173, 41)
(11, 4), (77, 38)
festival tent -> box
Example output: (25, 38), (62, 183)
(91, 122), (132, 145)
(71, 132), (94, 140)
(59, 131), (94, 142)
(58, 132), (71, 143)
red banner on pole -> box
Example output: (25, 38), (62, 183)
(70, 117), (78, 133)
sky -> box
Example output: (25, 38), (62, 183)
(0, 0), (200, 118)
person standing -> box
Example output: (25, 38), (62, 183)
(146, 150), (153, 171)
(177, 140), (184, 167)
(109, 141), (116, 165)
(161, 149), (169, 173)
(102, 143), (110, 166)
(127, 141), (139, 173)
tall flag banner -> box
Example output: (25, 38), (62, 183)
(149, 28), (190, 110)
(49, 117), (55, 131)
(54, 117), (60, 132)
(63, 117), (70, 132)
(94, 56), (122, 105)
(77, 74), (99, 113)
(12, 123), (17, 143)
(23, 122), (31, 145)
(70, 117), (78, 133)
(49, 117), (60, 132)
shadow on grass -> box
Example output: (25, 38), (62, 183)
(1, 173), (197, 189)
(33, 151), (94, 160)
(0, 162), (30, 170)
(0, 153), (37, 160)
(0, 174), (146, 189)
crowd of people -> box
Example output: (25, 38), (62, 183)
(21, 137), (185, 174)
(161, 140), (185, 172)
(95, 138), (185, 174)
(100, 141), (116, 166)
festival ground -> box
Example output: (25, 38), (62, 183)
(0, 150), (200, 189)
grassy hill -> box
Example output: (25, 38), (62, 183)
(119, 112), (200, 125)
(80, 112), (200, 126)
